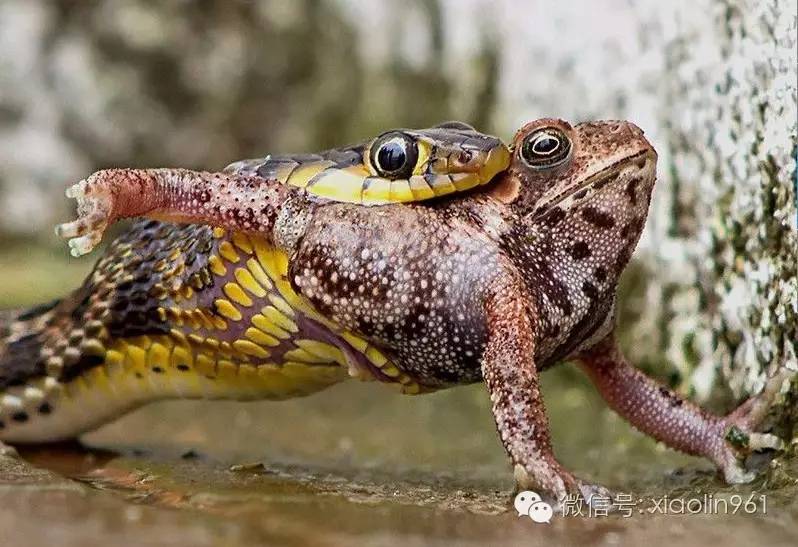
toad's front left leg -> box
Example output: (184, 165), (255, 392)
(55, 168), (297, 256)
(576, 334), (792, 484)
(481, 280), (612, 507)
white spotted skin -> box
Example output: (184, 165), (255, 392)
(289, 198), (510, 386)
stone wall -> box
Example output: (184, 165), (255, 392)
(657, 1), (796, 403)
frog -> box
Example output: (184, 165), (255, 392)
(2, 119), (791, 507)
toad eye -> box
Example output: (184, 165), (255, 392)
(369, 132), (419, 179)
(520, 128), (572, 169)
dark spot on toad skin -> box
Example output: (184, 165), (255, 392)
(594, 266), (607, 283)
(593, 173), (617, 190)
(631, 215), (646, 237)
(614, 243), (635, 274)
(537, 261), (573, 316)
(570, 241), (591, 260)
(625, 177), (640, 204)
(543, 324), (561, 338)
(582, 281), (599, 300)
(544, 207), (566, 226)
(581, 206), (615, 229)
(546, 285), (609, 366)
(658, 385), (683, 407)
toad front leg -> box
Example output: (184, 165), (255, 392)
(577, 334), (793, 484)
(55, 168), (297, 256)
(482, 280), (612, 507)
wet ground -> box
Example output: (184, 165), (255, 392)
(2, 374), (797, 547)
(1, 249), (797, 546)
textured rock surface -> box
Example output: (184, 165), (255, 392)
(656, 1), (796, 404)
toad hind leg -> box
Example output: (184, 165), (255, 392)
(481, 280), (612, 507)
(576, 334), (793, 484)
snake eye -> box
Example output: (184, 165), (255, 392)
(520, 128), (572, 169)
(369, 132), (419, 179)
